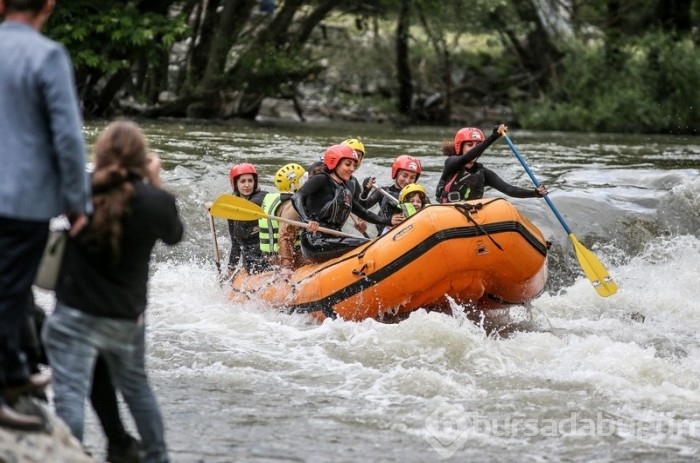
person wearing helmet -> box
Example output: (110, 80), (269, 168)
(273, 163), (305, 194)
(379, 183), (430, 236)
(227, 163), (269, 275)
(399, 183), (430, 216)
(436, 123), (547, 203)
(298, 160), (326, 188)
(277, 161), (325, 271)
(258, 164), (305, 266)
(360, 154), (422, 234)
(341, 138), (365, 164)
(291, 145), (402, 261)
(341, 138), (370, 236)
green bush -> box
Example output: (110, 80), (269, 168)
(47, 2), (189, 74)
(517, 34), (700, 134)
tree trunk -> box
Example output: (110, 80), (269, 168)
(415, 3), (450, 124)
(396, 0), (412, 115)
(93, 69), (132, 117)
(236, 93), (265, 120)
(232, 0), (336, 120)
(495, 0), (564, 96)
(188, 0), (221, 84)
(197, 0), (257, 94)
(188, 0), (257, 117)
(604, 1), (623, 68)
(295, 0), (338, 45)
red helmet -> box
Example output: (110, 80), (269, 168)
(391, 155), (422, 180)
(453, 127), (485, 154)
(323, 144), (358, 171)
(229, 163), (258, 192)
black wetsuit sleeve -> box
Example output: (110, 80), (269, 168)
(148, 188), (183, 245)
(291, 174), (326, 223)
(357, 189), (382, 208)
(291, 193), (310, 224)
(483, 168), (539, 198)
(227, 219), (241, 268)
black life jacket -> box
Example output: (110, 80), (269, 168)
(317, 173), (353, 229)
(440, 163), (486, 203)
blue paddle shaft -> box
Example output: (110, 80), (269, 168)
(503, 134), (573, 235)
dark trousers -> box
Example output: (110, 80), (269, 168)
(0, 217), (48, 397)
(0, 218), (129, 444)
(91, 355), (130, 446)
(300, 230), (368, 261)
(23, 294), (47, 374)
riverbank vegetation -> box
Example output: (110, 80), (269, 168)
(38, 0), (699, 134)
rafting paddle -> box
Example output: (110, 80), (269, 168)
(204, 202), (221, 273)
(371, 185), (399, 204)
(349, 213), (371, 239)
(210, 194), (370, 241)
(502, 133), (618, 297)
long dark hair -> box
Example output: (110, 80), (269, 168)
(441, 140), (457, 156)
(89, 120), (148, 257)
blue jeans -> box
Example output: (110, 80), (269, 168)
(42, 302), (169, 463)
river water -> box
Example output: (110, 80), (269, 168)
(37, 120), (700, 462)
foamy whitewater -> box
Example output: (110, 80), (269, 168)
(36, 123), (700, 462)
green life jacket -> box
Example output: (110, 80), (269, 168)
(258, 193), (287, 253)
(399, 203), (417, 218)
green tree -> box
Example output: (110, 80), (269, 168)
(31, 0), (699, 133)
(46, 0), (189, 117)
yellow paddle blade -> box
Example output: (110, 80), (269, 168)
(210, 193), (370, 241)
(210, 194), (266, 221)
(569, 234), (618, 297)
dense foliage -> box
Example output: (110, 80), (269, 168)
(518, 34), (700, 134)
(46, 0), (189, 114)
(5, 0), (694, 134)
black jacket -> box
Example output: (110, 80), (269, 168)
(57, 180), (183, 319)
(227, 189), (268, 271)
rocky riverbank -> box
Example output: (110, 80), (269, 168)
(253, 80), (515, 128)
(0, 399), (95, 463)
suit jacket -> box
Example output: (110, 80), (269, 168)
(0, 21), (89, 221)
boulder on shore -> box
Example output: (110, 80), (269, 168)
(0, 399), (96, 463)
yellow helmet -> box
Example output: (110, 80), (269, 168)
(398, 183), (427, 203)
(342, 138), (365, 166)
(274, 163), (306, 193)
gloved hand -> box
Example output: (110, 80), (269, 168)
(492, 123), (508, 137)
(353, 219), (368, 234)
(360, 177), (375, 200)
(435, 181), (445, 203)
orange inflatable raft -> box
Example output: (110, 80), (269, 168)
(228, 198), (548, 321)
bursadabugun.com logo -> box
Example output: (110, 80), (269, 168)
(424, 403), (472, 458)
(425, 402), (700, 458)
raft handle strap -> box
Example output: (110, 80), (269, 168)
(455, 203), (504, 251)
(352, 263), (368, 277)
